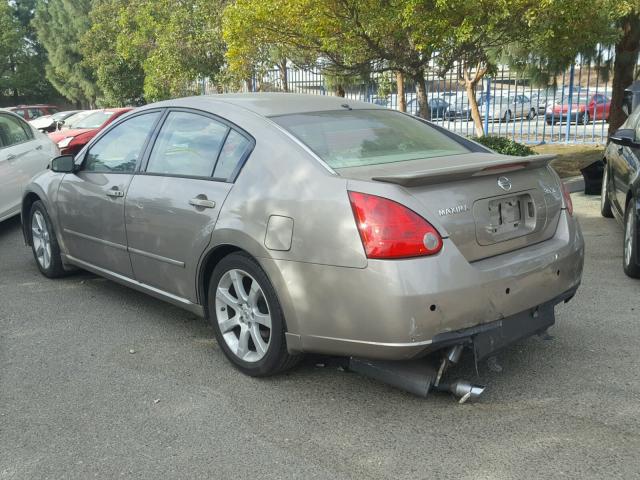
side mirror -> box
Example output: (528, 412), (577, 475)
(50, 155), (76, 173)
(610, 128), (637, 147)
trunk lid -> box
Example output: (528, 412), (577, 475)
(337, 153), (564, 262)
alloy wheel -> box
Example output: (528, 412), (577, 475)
(32, 211), (52, 270)
(624, 207), (634, 267)
(215, 269), (272, 362)
(601, 168), (608, 211)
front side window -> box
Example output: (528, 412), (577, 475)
(146, 112), (229, 177)
(272, 109), (469, 169)
(0, 114), (31, 148)
(83, 112), (160, 173)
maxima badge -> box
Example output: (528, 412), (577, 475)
(497, 176), (512, 191)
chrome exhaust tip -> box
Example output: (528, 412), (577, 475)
(436, 379), (486, 403)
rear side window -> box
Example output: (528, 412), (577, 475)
(84, 112), (160, 173)
(272, 109), (469, 169)
(146, 111), (228, 177)
(0, 114), (31, 148)
(213, 130), (250, 180)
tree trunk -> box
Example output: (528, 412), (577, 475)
(278, 58), (289, 92)
(609, 13), (640, 136)
(336, 84), (345, 97)
(465, 80), (485, 137)
(414, 70), (430, 120)
(396, 71), (406, 112)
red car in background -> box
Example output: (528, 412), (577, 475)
(48, 107), (132, 155)
(8, 104), (60, 120)
(545, 93), (610, 125)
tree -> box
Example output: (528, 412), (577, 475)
(88, 0), (226, 102)
(81, 0), (145, 106)
(407, 0), (616, 136)
(33, 0), (100, 106)
(0, 0), (58, 105)
(0, 2), (24, 99)
(222, 0), (446, 119)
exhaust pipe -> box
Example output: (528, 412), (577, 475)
(435, 379), (486, 404)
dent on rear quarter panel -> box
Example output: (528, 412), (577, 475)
(212, 115), (367, 269)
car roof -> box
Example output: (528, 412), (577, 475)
(9, 104), (58, 108)
(146, 93), (383, 117)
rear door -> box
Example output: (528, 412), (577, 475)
(57, 110), (162, 276)
(125, 109), (253, 302)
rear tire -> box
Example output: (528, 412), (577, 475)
(623, 199), (640, 278)
(527, 108), (536, 120)
(503, 110), (512, 122)
(601, 165), (614, 218)
(29, 201), (66, 278)
(208, 252), (300, 376)
(580, 111), (590, 125)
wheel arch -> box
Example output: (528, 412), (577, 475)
(197, 243), (244, 317)
(196, 241), (301, 338)
(21, 191), (43, 246)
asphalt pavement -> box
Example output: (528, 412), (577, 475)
(1, 194), (639, 479)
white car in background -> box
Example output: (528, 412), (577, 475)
(0, 110), (58, 222)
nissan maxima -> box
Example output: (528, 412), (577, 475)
(21, 94), (584, 380)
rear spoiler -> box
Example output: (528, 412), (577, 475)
(372, 154), (556, 187)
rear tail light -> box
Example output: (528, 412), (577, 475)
(348, 191), (443, 259)
(561, 182), (573, 216)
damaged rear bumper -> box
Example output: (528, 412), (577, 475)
(422, 284), (578, 360)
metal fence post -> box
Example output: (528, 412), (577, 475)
(484, 78), (491, 136)
(565, 63), (575, 144)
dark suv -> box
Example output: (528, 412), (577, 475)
(601, 104), (640, 277)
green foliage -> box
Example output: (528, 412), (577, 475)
(33, 0), (99, 106)
(474, 136), (535, 157)
(83, 0), (226, 103)
(0, 0), (58, 104)
(0, 2), (23, 91)
(81, 0), (145, 106)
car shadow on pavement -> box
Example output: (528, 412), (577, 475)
(0, 215), (21, 239)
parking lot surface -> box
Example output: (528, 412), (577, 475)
(1, 194), (639, 479)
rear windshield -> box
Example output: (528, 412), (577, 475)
(272, 109), (469, 168)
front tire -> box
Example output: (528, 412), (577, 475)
(208, 252), (300, 376)
(29, 201), (66, 278)
(503, 110), (512, 123)
(601, 165), (614, 218)
(623, 199), (640, 278)
(527, 108), (536, 120)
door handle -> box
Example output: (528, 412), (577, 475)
(36, 145), (43, 151)
(106, 189), (124, 198)
(189, 197), (216, 209)
(6, 154), (16, 161)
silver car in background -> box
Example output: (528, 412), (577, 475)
(480, 94), (536, 121)
(22, 94), (584, 380)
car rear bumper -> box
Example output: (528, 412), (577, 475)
(261, 210), (584, 360)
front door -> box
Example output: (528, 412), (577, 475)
(57, 111), (162, 276)
(125, 110), (253, 302)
